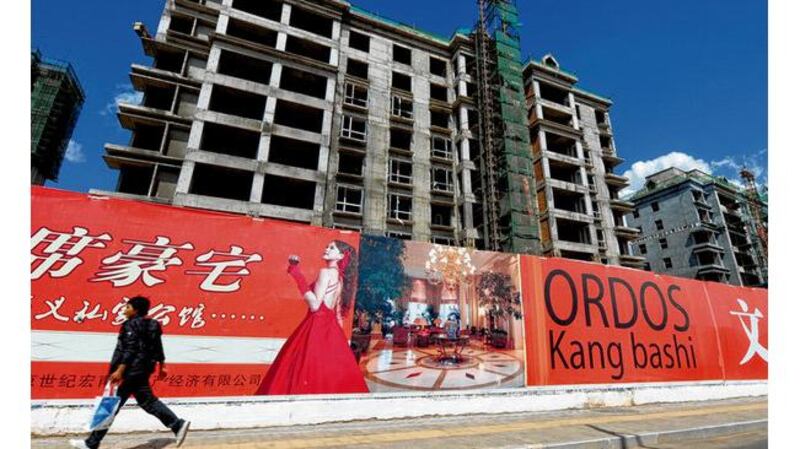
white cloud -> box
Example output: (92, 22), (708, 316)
(64, 140), (85, 163)
(101, 84), (143, 116)
(621, 151), (711, 197)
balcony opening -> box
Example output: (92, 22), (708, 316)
(560, 250), (594, 262)
(175, 88), (198, 116)
(552, 188), (586, 214)
(430, 83), (448, 102)
(338, 152), (364, 176)
(388, 159), (412, 185)
(556, 219), (591, 244)
(390, 127), (412, 150)
(346, 59), (369, 80)
(429, 57), (447, 77)
(387, 193), (413, 220)
(393, 45), (412, 65)
(549, 162), (581, 184)
(467, 110), (479, 130)
(466, 82), (477, 98)
(392, 72), (412, 92)
(544, 131), (578, 158)
(341, 115), (367, 142)
(164, 127), (189, 158)
(285, 35), (331, 63)
(696, 252), (719, 266)
(431, 167), (454, 193)
(391, 95), (414, 119)
(169, 15), (194, 34)
(599, 135), (612, 151)
(208, 85), (266, 120)
(200, 122), (260, 159)
(118, 165), (154, 196)
(274, 99), (324, 133)
(231, 0), (282, 22)
(336, 185), (363, 214)
(142, 85), (175, 111)
(469, 138), (480, 160)
(268, 135), (319, 170)
(280, 66), (328, 99)
(154, 49), (184, 73)
(349, 30), (370, 52)
(344, 82), (368, 108)
(226, 18), (278, 48)
(539, 82), (570, 106)
(693, 232), (712, 244)
(152, 166), (180, 200)
(595, 109), (608, 126)
(541, 106), (573, 127)
(431, 135), (453, 160)
(261, 175), (316, 209)
(186, 53), (207, 73)
(289, 7), (333, 38)
(190, 163), (253, 201)
(431, 204), (452, 227)
(217, 50), (273, 85)
(431, 110), (450, 129)
(131, 124), (165, 152)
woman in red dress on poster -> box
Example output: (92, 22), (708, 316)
(255, 240), (369, 395)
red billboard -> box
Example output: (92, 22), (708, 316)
(520, 256), (767, 385)
(31, 187), (360, 399)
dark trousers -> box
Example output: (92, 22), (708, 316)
(86, 375), (180, 449)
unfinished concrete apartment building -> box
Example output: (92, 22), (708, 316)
(96, 0), (637, 264)
(524, 57), (643, 268)
(626, 168), (768, 287)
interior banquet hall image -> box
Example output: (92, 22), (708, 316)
(352, 238), (527, 392)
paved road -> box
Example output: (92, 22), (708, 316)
(33, 397), (766, 449)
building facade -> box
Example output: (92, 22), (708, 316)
(524, 56), (643, 268)
(95, 0), (636, 265)
(625, 168), (767, 287)
(31, 50), (85, 185)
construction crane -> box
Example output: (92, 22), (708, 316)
(739, 168), (768, 282)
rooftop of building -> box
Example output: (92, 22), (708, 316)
(523, 55), (613, 105)
(627, 167), (753, 202)
(31, 49), (86, 100)
(347, 4), (471, 47)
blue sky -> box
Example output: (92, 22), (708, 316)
(32, 0), (767, 195)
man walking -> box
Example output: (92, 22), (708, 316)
(70, 296), (190, 448)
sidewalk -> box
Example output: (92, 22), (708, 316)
(32, 396), (766, 449)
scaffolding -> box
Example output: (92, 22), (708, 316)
(475, 0), (540, 254)
(740, 168), (768, 285)
(31, 50), (85, 182)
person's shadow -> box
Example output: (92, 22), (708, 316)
(125, 438), (174, 449)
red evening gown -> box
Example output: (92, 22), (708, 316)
(255, 301), (369, 395)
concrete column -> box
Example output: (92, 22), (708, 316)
(221, 0), (233, 6)
(325, 77), (337, 102)
(280, 3), (292, 25)
(568, 93), (580, 130)
(186, 118), (205, 152)
(459, 107), (469, 132)
(329, 48), (339, 67)
(269, 64), (283, 88)
(215, 14), (229, 35)
(206, 47), (222, 73)
(331, 21), (341, 41)
(176, 160), (196, 194)
(197, 83), (213, 111)
(255, 134), (272, 162)
(263, 97), (278, 125)
(276, 33), (288, 51)
(533, 81), (541, 98)
(250, 173), (265, 203)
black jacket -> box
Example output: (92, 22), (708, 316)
(109, 316), (166, 378)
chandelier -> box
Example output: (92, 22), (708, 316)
(424, 245), (476, 289)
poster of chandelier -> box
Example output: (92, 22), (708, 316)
(353, 236), (527, 392)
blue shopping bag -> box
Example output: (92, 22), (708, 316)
(87, 381), (120, 432)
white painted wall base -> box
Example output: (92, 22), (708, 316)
(31, 380), (767, 436)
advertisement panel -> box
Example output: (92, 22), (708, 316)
(353, 237), (527, 392)
(520, 256), (767, 385)
(31, 187), (360, 399)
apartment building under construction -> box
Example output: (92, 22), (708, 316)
(94, 0), (638, 265)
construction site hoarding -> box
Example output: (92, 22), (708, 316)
(31, 188), (766, 401)
(519, 256), (768, 386)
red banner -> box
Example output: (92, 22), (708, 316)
(31, 187), (359, 399)
(520, 256), (767, 385)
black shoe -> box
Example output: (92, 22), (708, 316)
(174, 419), (190, 447)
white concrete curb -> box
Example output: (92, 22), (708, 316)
(31, 380), (767, 436)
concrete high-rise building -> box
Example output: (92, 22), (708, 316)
(31, 50), (85, 185)
(94, 0), (636, 265)
(524, 56), (644, 268)
(625, 168), (767, 287)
